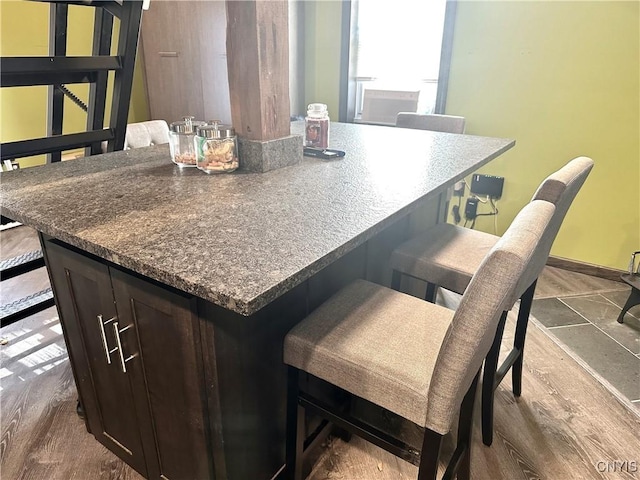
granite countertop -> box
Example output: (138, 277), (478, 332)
(0, 122), (514, 315)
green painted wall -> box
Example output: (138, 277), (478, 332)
(306, 0), (639, 270)
(447, 1), (639, 271)
(0, 0), (149, 168)
(303, 0), (342, 118)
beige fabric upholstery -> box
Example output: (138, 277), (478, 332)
(531, 156), (593, 205)
(389, 156), (594, 305)
(284, 201), (555, 434)
(390, 223), (496, 294)
(284, 280), (453, 427)
(426, 200), (554, 432)
(396, 113), (466, 134)
(514, 156), (593, 301)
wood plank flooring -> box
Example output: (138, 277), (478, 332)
(2, 226), (639, 480)
(306, 307), (640, 480)
(1, 309), (139, 480)
(534, 265), (626, 299)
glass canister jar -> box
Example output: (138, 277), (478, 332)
(169, 116), (204, 167)
(195, 124), (239, 174)
(304, 103), (329, 149)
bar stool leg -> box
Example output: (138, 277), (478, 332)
(512, 281), (536, 396)
(481, 311), (508, 447)
(285, 367), (304, 480)
(455, 372), (480, 480)
(617, 287), (640, 324)
(425, 283), (437, 303)
(417, 429), (444, 480)
(391, 270), (402, 291)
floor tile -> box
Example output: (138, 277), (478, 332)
(531, 297), (588, 328)
(561, 295), (640, 355)
(549, 323), (640, 401)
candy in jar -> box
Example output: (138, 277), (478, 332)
(304, 103), (329, 149)
(194, 124), (239, 174)
(169, 116), (205, 167)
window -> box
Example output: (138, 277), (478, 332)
(339, 0), (455, 124)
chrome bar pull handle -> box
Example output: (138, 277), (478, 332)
(113, 322), (135, 373)
(97, 314), (115, 364)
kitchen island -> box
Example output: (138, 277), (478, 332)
(0, 122), (514, 479)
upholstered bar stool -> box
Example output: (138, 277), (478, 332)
(389, 156), (594, 446)
(396, 112), (466, 133)
(283, 200), (555, 480)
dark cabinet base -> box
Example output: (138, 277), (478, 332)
(39, 198), (441, 479)
(42, 237), (212, 479)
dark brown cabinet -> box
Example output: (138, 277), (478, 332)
(43, 239), (212, 480)
(37, 221), (411, 479)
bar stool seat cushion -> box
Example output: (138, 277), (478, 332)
(390, 223), (497, 297)
(390, 156), (594, 307)
(284, 279), (454, 428)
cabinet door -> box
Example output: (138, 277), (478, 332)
(140, 1), (206, 123)
(43, 241), (148, 476)
(140, 0), (231, 124)
(110, 268), (212, 480)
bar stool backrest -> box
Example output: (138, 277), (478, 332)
(425, 200), (555, 433)
(508, 156), (594, 303)
(396, 112), (466, 134)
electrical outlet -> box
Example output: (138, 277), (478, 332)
(453, 180), (465, 197)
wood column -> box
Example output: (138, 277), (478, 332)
(226, 0), (291, 141)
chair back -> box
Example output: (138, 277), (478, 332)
(124, 120), (171, 149)
(395, 113), (466, 134)
(508, 156), (594, 300)
(101, 120), (170, 153)
(425, 200), (555, 433)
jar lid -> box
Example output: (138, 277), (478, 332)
(170, 116), (205, 134)
(195, 124), (236, 139)
(307, 103), (327, 113)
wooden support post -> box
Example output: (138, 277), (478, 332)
(226, 0), (291, 141)
(225, 0), (301, 173)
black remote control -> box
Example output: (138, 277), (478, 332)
(303, 147), (346, 159)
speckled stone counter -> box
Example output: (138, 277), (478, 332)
(0, 122), (514, 315)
